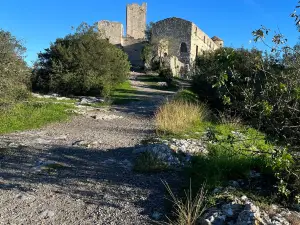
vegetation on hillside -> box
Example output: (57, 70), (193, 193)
(147, 5), (300, 222)
(0, 29), (30, 110)
(152, 88), (299, 223)
(32, 23), (131, 97)
(192, 47), (300, 148)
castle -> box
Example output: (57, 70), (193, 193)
(98, 3), (223, 76)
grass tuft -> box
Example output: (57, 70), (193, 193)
(155, 100), (208, 135)
(163, 181), (206, 225)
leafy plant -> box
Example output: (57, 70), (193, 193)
(32, 22), (130, 97)
(159, 68), (173, 85)
(0, 29), (30, 110)
(192, 46), (300, 147)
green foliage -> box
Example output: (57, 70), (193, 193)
(0, 29), (30, 109)
(133, 152), (169, 173)
(32, 23), (130, 97)
(188, 123), (273, 188)
(159, 68), (173, 85)
(0, 102), (74, 134)
(185, 118), (299, 204)
(173, 90), (199, 104)
(145, 22), (154, 41)
(141, 43), (153, 65)
(192, 47), (300, 146)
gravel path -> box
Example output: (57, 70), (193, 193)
(0, 73), (180, 225)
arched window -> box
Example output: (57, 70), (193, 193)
(180, 42), (188, 53)
(164, 52), (168, 57)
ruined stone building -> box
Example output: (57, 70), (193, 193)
(152, 18), (223, 75)
(98, 3), (147, 68)
(98, 3), (223, 75)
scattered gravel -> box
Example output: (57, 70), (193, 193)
(0, 73), (180, 225)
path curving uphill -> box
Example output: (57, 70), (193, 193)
(0, 73), (179, 225)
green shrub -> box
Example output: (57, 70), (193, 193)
(173, 90), (199, 104)
(32, 23), (130, 97)
(192, 47), (300, 146)
(0, 29), (30, 109)
(159, 68), (173, 85)
(188, 123), (273, 188)
(186, 120), (299, 204)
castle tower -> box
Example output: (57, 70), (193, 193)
(126, 3), (147, 39)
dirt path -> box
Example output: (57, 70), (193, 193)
(0, 73), (179, 225)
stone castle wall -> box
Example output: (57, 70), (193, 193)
(98, 21), (123, 45)
(97, 3), (223, 71)
(122, 37), (147, 67)
(190, 23), (219, 61)
(152, 17), (193, 64)
(126, 3), (147, 39)
(152, 17), (223, 69)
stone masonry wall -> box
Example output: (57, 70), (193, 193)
(126, 3), (147, 39)
(98, 21), (123, 45)
(190, 23), (219, 62)
(122, 37), (146, 67)
(152, 17), (193, 64)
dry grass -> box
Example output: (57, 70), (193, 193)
(162, 181), (206, 225)
(218, 111), (242, 126)
(155, 100), (208, 135)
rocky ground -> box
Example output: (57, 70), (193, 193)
(0, 73), (179, 225)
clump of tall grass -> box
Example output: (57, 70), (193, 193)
(162, 181), (206, 225)
(155, 99), (208, 135)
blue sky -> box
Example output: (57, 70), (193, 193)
(0, 0), (299, 65)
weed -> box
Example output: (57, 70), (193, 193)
(133, 152), (169, 173)
(162, 181), (206, 225)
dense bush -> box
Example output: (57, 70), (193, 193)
(159, 68), (173, 85)
(192, 47), (300, 146)
(0, 29), (30, 109)
(32, 23), (130, 97)
(192, 47), (300, 204)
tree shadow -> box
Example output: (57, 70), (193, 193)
(0, 145), (182, 221)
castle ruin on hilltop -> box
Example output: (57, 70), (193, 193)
(98, 3), (223, 76)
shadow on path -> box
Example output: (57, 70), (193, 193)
(1, 145), (182, 220)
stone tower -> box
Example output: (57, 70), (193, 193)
(126, 3), (147, 39)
